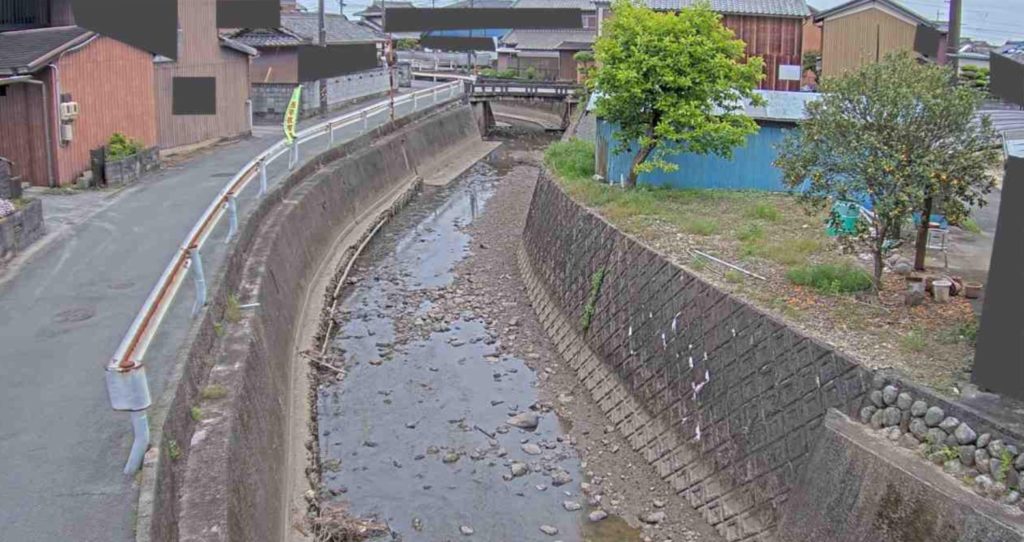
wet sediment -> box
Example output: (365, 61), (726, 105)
(312, 134), (721, 542)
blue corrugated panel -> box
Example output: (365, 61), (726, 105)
(598, 118), (797, 192)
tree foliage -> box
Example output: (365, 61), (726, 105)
(591, 0), (764, 187)
(775, 53), (1001, 286)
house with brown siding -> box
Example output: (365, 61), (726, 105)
(641, 0), (810, 91)
(815, 0), (947, 79)
(498, 0), (599, 81)
(0, 0), (157, 187)
(154, 0), (257, 151)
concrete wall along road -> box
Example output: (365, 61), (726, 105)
(140, 104), (482, 542)
(518, 173), (1024, 541)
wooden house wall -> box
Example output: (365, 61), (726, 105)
(53, 36), (157, 185)
(820, 7), (917, 78)
(154, 0), (251, 149)
(0, 83), (50, 186)
(251, 48), (299, 83)
(722, 14), (803, 92)
(50, 0), (74, 25)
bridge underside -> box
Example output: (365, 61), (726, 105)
(471, 98), (578, 133)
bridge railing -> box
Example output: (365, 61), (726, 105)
(105, 81), (465, 474)
(471, 78), (583, 98)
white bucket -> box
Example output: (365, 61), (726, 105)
(933, 279), (952, 303)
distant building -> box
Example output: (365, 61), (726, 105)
(153, 0), (257, 151)
(355, 1), (421, 40)
(227, 13), (391, 120)
(641, 0), (811, 91)
(0, 0), (158, 187)
(497, 0), (598, 81)
(815, 0), (947, 79)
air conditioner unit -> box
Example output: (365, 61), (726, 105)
(59, 101), (80, 122)
(60, 123), (73, 143)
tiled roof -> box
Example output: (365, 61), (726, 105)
(446, 0), (515, 7)
(0, 26), (92, 74)
(282, 13), (385, 43)
(814, 0), (929, 25)
(645, 0), (809, 18)
(512, 0), (597, 9)
(501, 28), (595, 50)
(228, 27), (306, 47)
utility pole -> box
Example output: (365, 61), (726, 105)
(318, 0), (328, 118)
(947, 0), (963, 76)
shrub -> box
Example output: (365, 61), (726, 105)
(106, 132), (145, 160)
(786, 263), (873, 294)
(545, 139), (595, 181)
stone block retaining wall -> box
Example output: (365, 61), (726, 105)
(252, 68), (392, 121)
(104, 147), (160, 186)
(0, 198), (44, 262)
(138, 102), (481, 542)
(518, 173), (1024, 541)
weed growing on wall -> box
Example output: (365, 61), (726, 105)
(581, 267), (606, 334)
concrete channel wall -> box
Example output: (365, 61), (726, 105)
(519, 173), (1024, 541)
(139, 103), (482, 542)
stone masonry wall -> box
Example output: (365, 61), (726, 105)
(252, 68), (392, 121)
(519, 174), (873, 541)
(520, 173), (1024, 540)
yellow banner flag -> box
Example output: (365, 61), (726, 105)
(283, 85), (302, 144)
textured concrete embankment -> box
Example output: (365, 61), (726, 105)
(139, 104), (482, 542)
(518, 173), (1024, 541)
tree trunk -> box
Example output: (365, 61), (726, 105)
(914, 196), (933, 271)
(626, 144), (654, 189)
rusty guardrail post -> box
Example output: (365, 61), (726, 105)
(105, 360), (151, 474)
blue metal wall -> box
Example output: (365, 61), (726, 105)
(598, 118), (795, 192)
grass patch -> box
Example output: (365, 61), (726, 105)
(736, 224), (764, 243)
(200, 384), (228, 401)
(724, 270), (745, 284)
(786, 263), (873, 295)
(690, 254), (709, 271)
(684, 218), (719, 236)
(544, 139), (595, 181)
(899, 327), (928, 354)
(225, 294), (242, 323)
(744, 238), (822, 266)
(747, 201), (781, 222)
(190, 406), (203, 422)
(960, 218), (982, 234)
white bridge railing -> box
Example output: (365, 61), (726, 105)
(105, 81), (465, 473)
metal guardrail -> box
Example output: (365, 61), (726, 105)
(105, 81), (465, 473)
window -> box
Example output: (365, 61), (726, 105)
(582, 14), (597, 30)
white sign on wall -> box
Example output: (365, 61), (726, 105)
(778, 64), (802, 81)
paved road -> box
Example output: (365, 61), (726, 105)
(0, 82), (451, 542)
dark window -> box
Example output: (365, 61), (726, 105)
(0, 86), (7, 97)
(582, 14), (597, 29)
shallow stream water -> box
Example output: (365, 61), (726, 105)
(316, 139), (642, 541)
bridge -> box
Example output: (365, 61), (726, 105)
(412, 73), (584, 132)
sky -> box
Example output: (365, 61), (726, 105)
(299, 0), (1024, 46)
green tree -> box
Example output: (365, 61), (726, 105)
(591, 0), (764, 188)
(802, 50), (821, 82)
(776, 53), (1000, 286)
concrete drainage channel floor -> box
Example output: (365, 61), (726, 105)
(313, 137), (679, 541)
